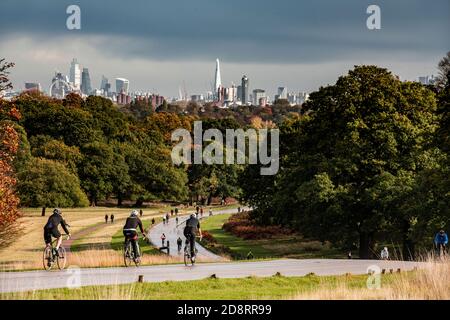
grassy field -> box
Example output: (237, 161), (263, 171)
(0, 273), (372, 300)
(201, 214), (343, 260)
(0, 205), (238, 271)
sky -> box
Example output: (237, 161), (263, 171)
(0, 0), (449, 98)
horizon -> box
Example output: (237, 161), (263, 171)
(1, 0), (449, 98)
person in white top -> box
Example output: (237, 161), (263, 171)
(381, 247), (389, 260)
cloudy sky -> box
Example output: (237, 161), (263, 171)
(0, 0), (448, 98)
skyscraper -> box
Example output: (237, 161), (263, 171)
(115, 78), (129, 94)
(81, 68), (92, 95)
(277, 87), (288, 99)
(241, 75), (249, 104)
(69, 58), (81, 90)
(214, 59), (222, 94)
(253, 89), (266, 106)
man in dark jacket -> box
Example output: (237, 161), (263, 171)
(123, 210), (146, 258)
(43, 208), (71, 255)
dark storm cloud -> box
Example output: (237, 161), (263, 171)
(0, 0), (448, 63)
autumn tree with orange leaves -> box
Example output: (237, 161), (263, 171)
(0, 59), (21, 248)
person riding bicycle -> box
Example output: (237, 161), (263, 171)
(123, 210), (146, 258)
(434, 230), (448, 256)
(43, 208), (71, 256)
(183, 213), (202, 260)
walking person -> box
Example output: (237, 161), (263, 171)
(176, 216), (179, 225)
(166, 213), (170, 223)
(380, 247), (389, 260)
(171, 209), (174, 216)
(162, 217), (166, 225)
(104, 214), (108, 223)
(200, 207), (203, 218)
(151, 218), (155, 225)
(161, 233), (166, 247)
(110, 214), (115, 224)
(139, 209), (143, 217)
(177, 237), (183, 253)
(175, 208), (179, 216)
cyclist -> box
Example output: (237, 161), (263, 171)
(123, 210), (146, 259)
(183, 213), (203, 260)
(434, 229), (448, 257)
(43, 208), (71, 256)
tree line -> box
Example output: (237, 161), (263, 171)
(240, 56), (450, 260)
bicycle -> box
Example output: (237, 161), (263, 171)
(435, 243), (447, 259)
(43, 235), (70, 271)
(184, 235), (201, 266)
(124, 234), (145, 267)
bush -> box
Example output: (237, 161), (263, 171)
(222, 212), (294, 240)
(17, 157), (89, 207)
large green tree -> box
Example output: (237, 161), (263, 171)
(242, 66), (439, 259)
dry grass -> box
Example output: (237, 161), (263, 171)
(292, 258), (450, 300)
(0, 207), (168, 271)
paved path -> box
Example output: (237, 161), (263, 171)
(148, 207), (246, 261)
(0, 259), (423, 293)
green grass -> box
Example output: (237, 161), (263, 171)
(201, 214), (344, 260)
(0, 273), (382, 300)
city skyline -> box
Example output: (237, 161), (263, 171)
(0, 0), (448, 97)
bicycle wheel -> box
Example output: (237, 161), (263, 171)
(184, 246), (193, 267)
(134, 243), (141, 267)
(124, 241), (133, 267)
(57, 246), (67, 270)
(43, 246), (54, 271)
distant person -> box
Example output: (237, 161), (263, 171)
(151, 218), (155, 225)
(200, 207), (203, 216)
(161, 233), (166, 247)
(380, 247), (389, 260)
(176, 216), (179, 225)
(209, 209), (213, 216)
(104, 214), (108, 223)
(177, 237), (183, 253)
(171, 209), (174, 216)
(347, 251), (352, 259)
(110, 214), (115, 224)
(196, 206), (199, 214)
(238, 207), (241, 213)
(166, 213), (170, 223)
(139, 209), (143, 217)
(434, 230), (448, 257)
(175, 208), (179, 216)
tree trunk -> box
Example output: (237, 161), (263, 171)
(359, 232), (372, 259)
(207, 193), (213, 205)
(402, 220), (415, 261)
(41, 207), (46, 217)
(117, 193), (123, 207)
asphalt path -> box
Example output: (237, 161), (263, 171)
(0, 259), (423, 293)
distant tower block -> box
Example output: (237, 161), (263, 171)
(214, 59), (222, 94)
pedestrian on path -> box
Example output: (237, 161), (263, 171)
(139, 209), (143, 217)
(171, 209), (174, 216)
(163, 217), (166, 225)
(151, 218), (155, 225)
(110, 214), (114, 223)
(166, 213), (170, 223)
(175, 208), (179, 216)
(161, 233), (166, 246)
(177, 237), (183, 253)
(104, 214), (108, 223)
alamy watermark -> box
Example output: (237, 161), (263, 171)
(171, 121), (279, 175)
(66, 5), (81, 30)
(366, 5), (381, 30)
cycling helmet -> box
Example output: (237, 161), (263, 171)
(190, 213), (196, 218)
(130, 210), (138, 217)
(53, 208), (62, 215)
